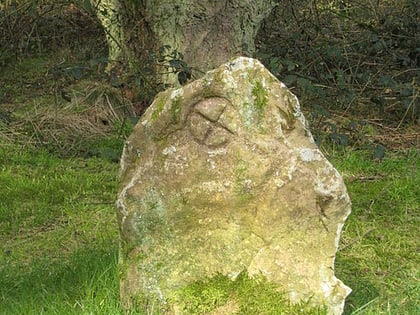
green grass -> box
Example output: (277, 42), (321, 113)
(0, 143), (419, 314)
(0, 145), (123, 314)
(330, 148), (420, 314)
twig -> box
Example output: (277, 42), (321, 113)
(348, 175), (385, 183)
(395, 88), (418, 130)
(339, 227), (375, 251)
(352, 297), (380, 314)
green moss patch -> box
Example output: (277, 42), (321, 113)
(252, 80), (269, 116)
(172, 272), (327, 314)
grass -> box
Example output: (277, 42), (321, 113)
(330, 148), (420, 314)
(1, 142), (418, 314)
(0, 145), (122, 314)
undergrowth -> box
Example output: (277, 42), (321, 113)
(257, 0), (419, 150)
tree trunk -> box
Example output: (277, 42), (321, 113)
(95, 0), (124, 65)
(97, 0), (277, 86)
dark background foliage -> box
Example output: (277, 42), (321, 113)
(0, 0), (419, 157)
(257, 0), (419, 150)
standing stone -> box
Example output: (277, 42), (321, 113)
(117, 57), (351, 314)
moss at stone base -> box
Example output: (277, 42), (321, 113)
(121, 271), (329, 314)
(165, 272), (327, 314)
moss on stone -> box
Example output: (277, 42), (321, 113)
(233, 158), (254, 202)
(151, 95), (168, 121)
(201, 87), (217, 99)
(252, 80), (268, 116)
(170, 96), (183, 124)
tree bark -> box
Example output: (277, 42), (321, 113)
(95, 0), (124, 65)
(96, 0), (277, 85)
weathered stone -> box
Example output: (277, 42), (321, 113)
(117, 57), (352, 314)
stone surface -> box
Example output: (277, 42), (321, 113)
(117, 57), (352, 314)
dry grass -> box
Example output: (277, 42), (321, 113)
(1, 80), (134, 156)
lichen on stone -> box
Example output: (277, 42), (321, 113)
(117, 57), (352, 314)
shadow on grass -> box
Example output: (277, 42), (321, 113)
(336, 256), (380, 315)
(0, 242), (121, 314)
(338, 255), (420, 315)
